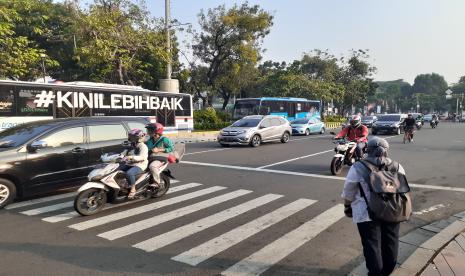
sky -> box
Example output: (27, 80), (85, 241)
(80, 0), (465, 85)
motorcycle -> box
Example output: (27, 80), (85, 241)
(415, 120), (422, 130)
(74, 145), (185, 216)
(403, 128), (414, 143)
(329, 132), (366, 175)
(430, 120), (438, 128)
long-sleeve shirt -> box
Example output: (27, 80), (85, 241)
(335, 125), (368, 143)
(342, 160), (406, 224)
(146, 136), (174, 153)
(122, 142), (149, 171)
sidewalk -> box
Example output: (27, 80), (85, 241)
(350, 211), (465, 276)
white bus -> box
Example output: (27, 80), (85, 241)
(0, 80), (193, 132)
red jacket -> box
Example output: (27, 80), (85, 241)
(335, 125), (368, 143)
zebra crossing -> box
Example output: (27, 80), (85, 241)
(5, 179), (345, 276)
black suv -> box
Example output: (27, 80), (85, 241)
(371, 114), (407, 135)
(0, 117), (151, 208)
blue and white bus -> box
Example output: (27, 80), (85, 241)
(233, 97), (321, 121)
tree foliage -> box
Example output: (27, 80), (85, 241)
(191, 3), (273, 108)
(0, 0), (60, 80)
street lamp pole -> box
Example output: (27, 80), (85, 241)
(165, 0), (171, 80)
(40, 53), (46, 83)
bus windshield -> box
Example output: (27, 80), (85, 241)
(233, 100), (260, 118)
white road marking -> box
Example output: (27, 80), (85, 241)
(181, 161), (465, 192)
(98, 189), (253, 240)
(42, 183), (201, 223)
(221, 204), (345, 276)
(172, 198), (316, 266)
(21, 201), (73, 216)
(6, 192), (75, 210)
(184, 148), (231, 155)
(133, 194), (283, 252)
(413, 204), (446, 215)
(257, 150), (334, 169)
(290, 135), (333, 141)
(68, 185), (226, 231)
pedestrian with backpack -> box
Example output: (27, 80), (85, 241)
(342, 137), (412, 276)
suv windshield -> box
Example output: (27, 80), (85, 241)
(231, 118), (261, 127)
(377, 115), (401, 121)
(0, 124), (51, 148)
(292, 119), (309, 124)
(362, 116), (374, 120)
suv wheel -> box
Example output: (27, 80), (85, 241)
(320, 127), (325, 134)
(281, 132), (290, 143)
(305, 129), (310, 136)
(250, 135), (261, 147)
(0, 179), (16, 209)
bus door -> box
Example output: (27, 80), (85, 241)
(156, 108), (175, 127)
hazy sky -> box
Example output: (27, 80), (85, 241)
(83, 0), (465, 85)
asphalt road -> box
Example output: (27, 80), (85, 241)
(1, 123), (465, 276)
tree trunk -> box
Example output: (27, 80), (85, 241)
(221, 89), (231, 110)
(117, 58), (125, 85)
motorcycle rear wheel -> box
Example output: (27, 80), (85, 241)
(74, 188), (107, 216)
(330, 157), (343, 175)
(151, 173), (171, 198)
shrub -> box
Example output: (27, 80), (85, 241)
(193, 108), (232, 130)
(324, 115), (347, 123)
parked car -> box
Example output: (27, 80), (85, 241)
(460, 113), (465, 123)
(291, 118), (326, 135)
(361, 116), (377, 128)
(423, 114), (433, 122)
(371, 114), (407, 135)
(217, 115), (292, 147)
(0, 116), (151, 208)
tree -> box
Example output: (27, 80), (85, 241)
(336, 50), (377, 115)
(75, 0), (170, 87)
(0, 1), (59, 80)
(192, 3), (273, 109)
(412, 73), (448, 95)
(412, 73), (448, 112)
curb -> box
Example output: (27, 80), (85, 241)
(393, 218), (465, 276)
(349, 210), (465, 276)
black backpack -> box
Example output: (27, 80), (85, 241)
(357, 160), (412, 223)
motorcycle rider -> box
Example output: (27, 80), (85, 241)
(335, 115), (368, 160)
(404, 113), (416, 141)
(121, 129), (149, 199)
(145, 123), (175, 188)
(432, 114), (439, 127)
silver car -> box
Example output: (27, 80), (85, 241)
(217, 115), (292, 147)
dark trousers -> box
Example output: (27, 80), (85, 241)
(357, 221), (400, 276)
(356, 142), (366, 159)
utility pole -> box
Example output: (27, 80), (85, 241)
(158, 0), (179, 92)
(165, 0), (171, 80)
(40, 53), (47, 83)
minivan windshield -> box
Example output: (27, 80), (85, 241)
(0, 124), (51, 148)
(377, 115), (401, 121)
(231, 118), (261, 127)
